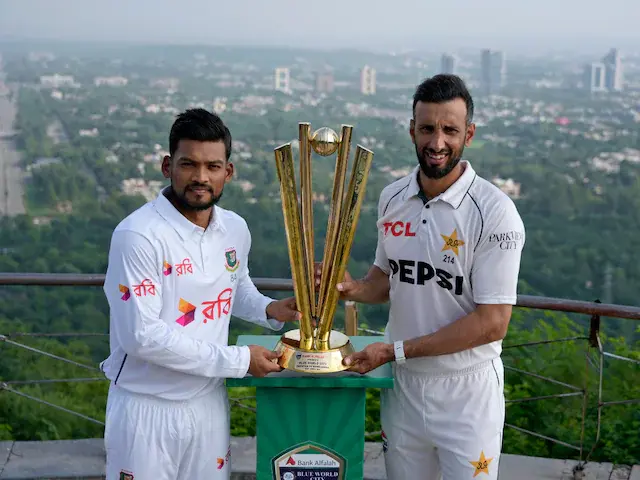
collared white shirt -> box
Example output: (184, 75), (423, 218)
(100, 187), (282, 400)
(374, 161), (525, 373)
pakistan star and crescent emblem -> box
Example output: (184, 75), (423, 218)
(469, 450), (493, 477)
(225, 248), (239, 272)
(441, 228), (465, 256)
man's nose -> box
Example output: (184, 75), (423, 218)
(192, 166), (209, 184)
(428, 132), (446, 152)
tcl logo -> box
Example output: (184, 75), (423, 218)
(383, 221), (416, 237)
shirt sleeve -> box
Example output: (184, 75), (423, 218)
(373, 192), (391, 274)
(104, 229), (251, 378)
(471, 199), (525, 305)
(231, 226), (283, 331)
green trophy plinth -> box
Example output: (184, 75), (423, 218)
(227, 335), (394, 480)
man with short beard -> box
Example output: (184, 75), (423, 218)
(100, 108), (301, 480)
(326, 75), (526, 479)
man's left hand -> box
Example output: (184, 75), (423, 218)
(266, 297), (302, 323)
(343, 342), (394, 374)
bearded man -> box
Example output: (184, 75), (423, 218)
(100, 108), (301, 480)
(330, 74), (526, 479)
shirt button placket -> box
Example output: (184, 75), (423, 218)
(422, 202), (430, 224)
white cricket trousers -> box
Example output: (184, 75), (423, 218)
(104, 384), (232, 480)
(381, 358), (505, 480)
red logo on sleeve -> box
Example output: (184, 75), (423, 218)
(132, 279), (156, 297)
(217, 445), (231, 470)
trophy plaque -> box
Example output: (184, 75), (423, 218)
(273, 123), (374, 374)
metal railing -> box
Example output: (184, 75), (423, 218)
(0, 273), (639, 477)
(2, 272), (640, 320)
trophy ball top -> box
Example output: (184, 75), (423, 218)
(310, 127), (340, 156)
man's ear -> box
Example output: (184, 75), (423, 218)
(409, 119), (416, 145)
(225, 161), (234, 183)
(162, 155), (171, 179)
(465, 123), (476, 147)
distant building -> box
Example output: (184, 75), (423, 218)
(28, 52), (55, 62)
(315, 72), (334, 93)
(492, 177), (521, 199)
(39, 74), (76, 88)
(480, 49), (506, 94)
(212, 97), (227, 113)
(583, 63), (606, 92)
(440, 54), (457, 75)
(149, 78), (180, 90)
(602, 48), (623, 91)
(361, 65), (376, 95)
(274, 67), (290, 93)
(583, 48), (623, 93)
(26, 157), (62, 173)
(121, 179), (164, 202)
(79, 128), (99, 137)
(94, 76), (128, 87)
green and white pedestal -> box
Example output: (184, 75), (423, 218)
(227, 335), (394, 480)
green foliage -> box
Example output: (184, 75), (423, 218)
(228, 387), (257, 437)
(0, 319), (108, 441)
(499, 311), (639, 464)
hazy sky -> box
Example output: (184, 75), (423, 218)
(1, 0), (638, 53)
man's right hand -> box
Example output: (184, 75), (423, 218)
(247, 345), (283, 377)
(314, 262), (361, 301)
(315, 262), (390, 304)
(335, 270), (364, 301)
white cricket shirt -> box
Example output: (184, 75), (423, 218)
(100, 187), (283, 400)
(374, 161), (525, 373)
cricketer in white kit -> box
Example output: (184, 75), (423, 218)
(100, 108), (301, 480)
(332, 74), (526, 480)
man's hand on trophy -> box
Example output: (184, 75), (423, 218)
(342, 342), (394, 374)
(314, 261), (361, 301)
(266, 297), (302, 323)
(247, 345), (284, 377)
(336, 270), (362, 301)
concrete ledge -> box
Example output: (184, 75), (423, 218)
(0, 438), (637, 479)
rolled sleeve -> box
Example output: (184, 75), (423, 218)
(104, 229), (251, 378)
(471, 202), (525, 305)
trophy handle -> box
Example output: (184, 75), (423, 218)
(298, 123), (316, 320)
(274, 144), (314, 350)
(317, 125), (352, 320)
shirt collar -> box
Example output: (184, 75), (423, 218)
(153, 186), (226, 241)
(405, 160), (476, 209)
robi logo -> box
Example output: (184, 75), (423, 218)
(383, 221), (417, 237)
(389, 259), (464, 295)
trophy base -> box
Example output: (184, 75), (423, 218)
(274, 329), (355, 374)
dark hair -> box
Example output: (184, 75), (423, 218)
(412, 74), (474, 124)
(169, 108), (232, 159)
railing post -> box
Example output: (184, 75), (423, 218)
(588, 299), (601, 349)
(344, 301), (358, 337)
(583, 299), (605, 467)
